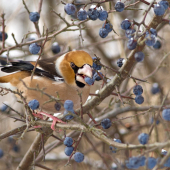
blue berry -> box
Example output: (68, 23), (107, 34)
(134, 51), (145, 62)
(162, 109), (170, 121)
(13, 145), (20, 152)
(29, 12), (40, 22)
(99, 28), (109, 38)
(0, 103), (8, 112)
(87, 8), (99, 20)
(0, 149), (4, 158)
(146, 157), (157, 169)
(28, 99), (39, 110)
(103, 23), (113, 33)
(145, 34), (156, 46)
(64, 100), (74, 112)
(127, 38), (137, 50)
(154, 4), (165, 16)
(74, 152), (84, 163)
(92, 57), (102, 70)
(64, 3), (76, 15)
(153, 40), (161, 49)
(133, 85), (143, 96)
(115, 1), (125, 12)
(98, 10), (108, 21)
(164, 157), (170, 167)
(84, 76), (94, 85)
(29, 43), (40, 54)
(138, 133), (149, 144)
(51, 42), (60, 54)
(93, 72), (103, 81)
(101, 118), (112, 129)
(63, 110), (74, 120)
(117, 58), (124, 67)
(64, 137), (73, 147)
(135, 95), (144, 104)
(150, 117), (160, 124)
(54, 102), (61, 111)
(8, 136), (15, 144)
(126, 157), (141, 169)
(110, 138), (121, 153)
(150, 28), (157, 36)
(77, 8), (87, 20)
(158, 0), (169, 10)
(125, 29), (136, 38)
(0, 32), (8, 41)
(151, 83), (160, 94)
(121, 19), (131, 30)
(65, 146), (74, 156)
(139, 156), (146, 166)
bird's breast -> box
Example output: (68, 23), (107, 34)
(17, 76), (90, 113)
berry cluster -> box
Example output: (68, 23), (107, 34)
(133, 85), (144, 104)
(85, 57), (103, 85)
(63, 100), (75, 120)
(64, 136), (84, 163)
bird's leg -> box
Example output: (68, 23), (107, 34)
(35, 111), (66, 131)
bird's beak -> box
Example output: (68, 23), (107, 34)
(76, 64), (93, 85)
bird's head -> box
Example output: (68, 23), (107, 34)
(56, 51), (93, 88)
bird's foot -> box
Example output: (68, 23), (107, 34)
(35, 111), (66, 131)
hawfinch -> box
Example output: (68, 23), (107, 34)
(0, 50), (93, 113)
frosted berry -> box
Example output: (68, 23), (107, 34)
(28, 99), (39, 110)
(0, 103), (8, 112)
(93, 72), (103, 81)
(29, 43), (40, 54)
(87, 8), (99, 20)
(54, 102), (61, 111)
(103, 23), (113, 33)
(99, 28), (108, 38)
(138, 133), (149, 144)
(121, 19), (131, 30)
(158, 0), (169, 10)
(98, 10), (108, 21)
(135, 95), (144, 104)
(146, 157), (157, 169)
(117, 58), (124, 67)
(63, 110), (74, 120)
(51, 42), (60, 54)
(29, 12), (40, 22)
(125, 29), (136, 38)
(133, 85), (143, 95)
(127, 38), (137, 50)
(64, 137), (73, 147)
(0, 32), (8, 41)
(101, 118), (112, 129)
(134, 51), (145, 62)
(162, 109), (170, 121)
(145, 34), (156, 46)
(150, 28), (157, 36)
(77, 8), (87, 21)
(154, 4), (165, 16)
(64, 3), (76, 15)
(64, 100), (74, 112)
(84, 76), (94, 85)
(92, 57), (102, 70)
(74, 152), (84, 163)
(115, 1), (125, 12)
(151, 83), (160, 94)
(153, 40), (161, 49)
(65, 146), (74, 156)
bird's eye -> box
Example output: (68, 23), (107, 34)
(70, 62), (75, 68)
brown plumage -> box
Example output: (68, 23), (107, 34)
(0, 50), (93, 113)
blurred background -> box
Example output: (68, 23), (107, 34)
(0, 0), (169, 169)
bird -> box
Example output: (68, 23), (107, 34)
(0, 50), (93, 115)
